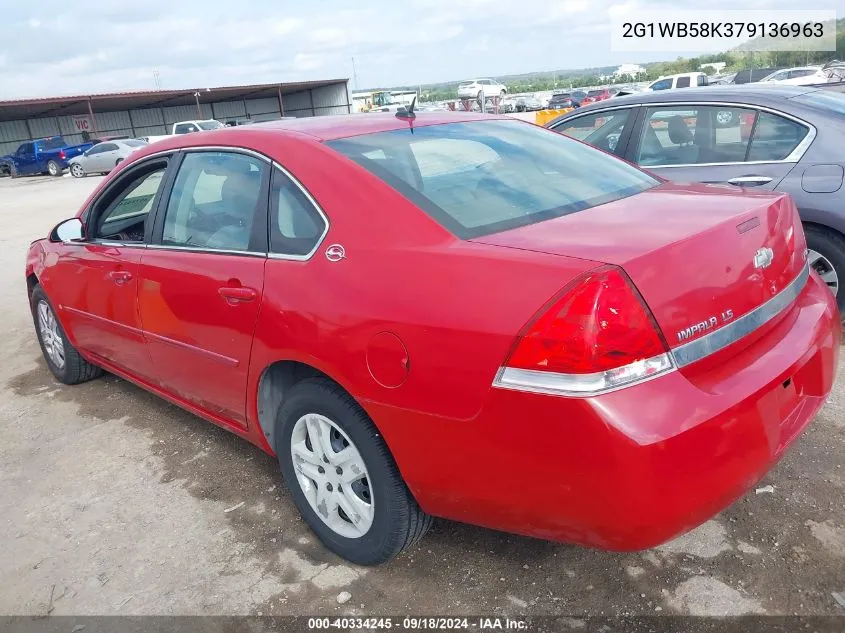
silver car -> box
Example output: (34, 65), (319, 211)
(69, 139), (148, 177)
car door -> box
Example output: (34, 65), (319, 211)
(16, 142), (36, 175)
(138, 149), (270, 426)
(625, 104), (804, 190)
(49, 157), (171, 379)
(91, 143), (120, 172)
(549, 107), (639, 158)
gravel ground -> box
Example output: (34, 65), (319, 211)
(0, 174), (843, 618)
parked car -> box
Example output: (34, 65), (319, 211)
(759, 66), (827, 86)
(580, 88), (613, 105)
(457, 78), (507, 102)
(27, 113), (839, 565)
(0, 136), (94, 177)
(172, 119), (225, 134)
(68, 139), (148, 177)
(515, 95), (544, 111)
(732, 68), (782, 84)
(547, 86), (845, 314)
(548, 92), (575, 109)
(647, 72), (709, 91)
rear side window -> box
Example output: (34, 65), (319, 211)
(270, 167), (327, 257)
(747, 112), (808, 161)
(676, 76), (691, 88)
(328, 120), (657, 239)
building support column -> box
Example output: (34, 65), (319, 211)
(87, 99), (98, 136)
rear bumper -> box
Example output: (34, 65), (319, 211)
(380, 272), (840, 549)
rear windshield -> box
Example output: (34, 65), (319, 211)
(792, 90), (845, 115)
(327, 120), (657, 239)
(39, 137), (66, 151)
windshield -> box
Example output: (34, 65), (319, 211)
(327, 120), (657, 239)
(39, 137), (66, 151)
(124, 139), (148, 147)
(197, 120), (224, 130)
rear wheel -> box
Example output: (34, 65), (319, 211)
(276, 378), (432, 565)
(804, 225), (844, 316)
(30, 285), (103, 384)
(47, 160), (62, 177)
(70, 163), (85, 178)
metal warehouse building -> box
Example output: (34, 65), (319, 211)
(0, 78), (351, 156)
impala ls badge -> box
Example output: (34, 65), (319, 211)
(754, 247), (774, 269)
(325, 244), (346, 262)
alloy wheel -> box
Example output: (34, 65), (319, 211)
(37, 300), (65, 369)
(70, 164), (84, 178)
(808, 249), (839, 297)
(48, 162), (59, 176)
(290, 413), (374, 538)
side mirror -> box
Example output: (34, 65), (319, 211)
(50, 218), (86, 243)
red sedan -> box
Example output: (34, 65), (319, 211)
(580, 89), (612, 106)
(26, 112), (839, 565)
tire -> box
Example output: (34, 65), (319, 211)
(805, 226), (845, 317)
(30, 285), (103, 385)
(276, 378), (432, 565)
(70, 163), (85, 178)
(47, 160), (62, 177)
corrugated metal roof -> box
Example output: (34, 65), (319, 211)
(0, 79), (349, 121)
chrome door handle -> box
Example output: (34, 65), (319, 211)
(727, 176), (773, 187)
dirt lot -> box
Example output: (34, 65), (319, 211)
(0, 174), (843, 618)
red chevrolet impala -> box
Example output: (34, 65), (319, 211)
(26, 112), (839, 565)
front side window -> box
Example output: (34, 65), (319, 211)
(637, 106), (757, 166)
(270, 167), (327, 257)
(650, 78), (672, 91)
(18, 143), (33, 155)
(174, 123), (196, 134)
(552, 109), (632, 155)
(328, 120), (657, 239)
(161, 151), (267, 252)
(95, 168), (166, 241)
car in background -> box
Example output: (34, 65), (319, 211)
(759, 66), (827, 86)
(648, 72), (709, 91)
(0, 136), (94, 177)
(171, 119), (225, 134)
(580, 88), (612, 105)
(732, 68), (782, 84)
(515, 95), (544, 111)
(27, 112), (839, 565)
(547, 86), (845, 314)
(457, 79), (507, 102)
(547, 92), (575, 109)
(68, 139), (148, 177)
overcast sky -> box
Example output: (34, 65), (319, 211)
(0, 0), (839, 98)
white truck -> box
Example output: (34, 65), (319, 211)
(136, 120), (225, 145)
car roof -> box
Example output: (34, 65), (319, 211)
(579, 84), (819, 108)
(234, 112), (509, 141)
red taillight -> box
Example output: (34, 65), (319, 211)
(58, 150), (66, 160)
(498, 266), (672, 394)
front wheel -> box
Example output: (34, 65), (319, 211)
(31, 285), (103, 384)
(70, 163), (85, 178)
(276, 378), (432, 565)
(47, 160), (62, 177)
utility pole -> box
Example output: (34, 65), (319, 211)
(193, 91), (202, 118)
(153, 69), (161, 90)
(351, 57), (359, 91)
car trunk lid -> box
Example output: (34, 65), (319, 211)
(471, 183), (806, 359)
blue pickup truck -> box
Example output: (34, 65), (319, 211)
(0, 136), (95, 178)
